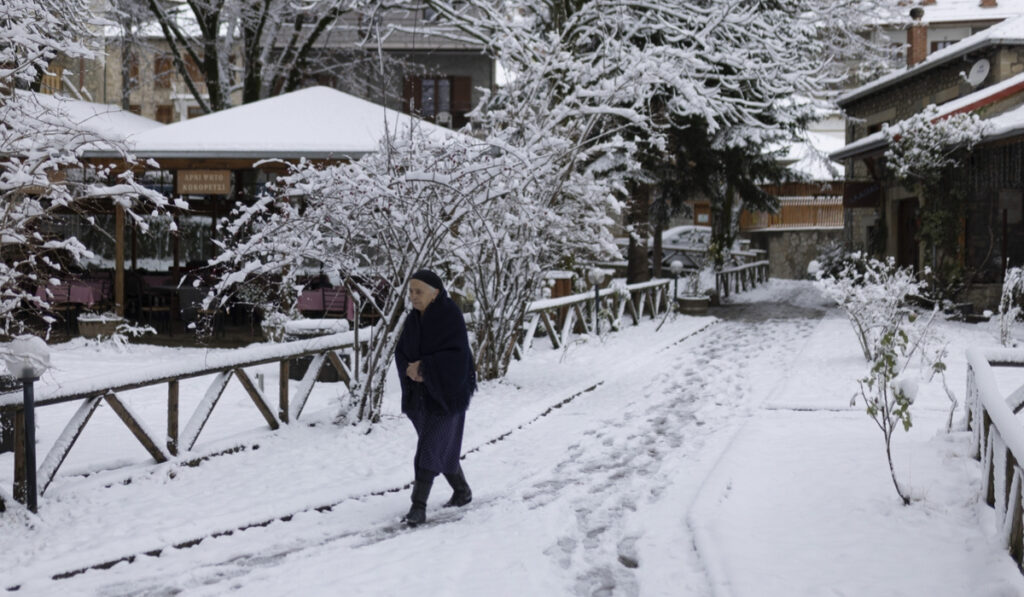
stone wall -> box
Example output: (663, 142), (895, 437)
(744, 229), (845, 280)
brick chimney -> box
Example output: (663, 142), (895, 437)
(907, 7), (928, 67)
(980, 0), (998, 7)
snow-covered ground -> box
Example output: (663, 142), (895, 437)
(2, 280), (1024, 596)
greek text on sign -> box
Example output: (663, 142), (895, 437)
(178, 170), (231, 195)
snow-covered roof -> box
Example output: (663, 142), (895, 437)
(81, 86), (455, 161)
(5, 92), (164, 154)
(832, 69), (1024, 160)
(838, 13), (1024, 106)
(781, 130), (846, 182)
(909, 0), (1024, 24)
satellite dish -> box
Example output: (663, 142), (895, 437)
(967, 59), (991, 87)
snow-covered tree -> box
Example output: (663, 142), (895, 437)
(453, 130), (619, 380)
(134, 0), (406, 112)
(427, 0), (901, 275)
(0, 0), (178, 337)
(883, 106), (989, 297)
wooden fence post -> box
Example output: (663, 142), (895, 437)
(279, 361), (290, 424)
(168, 380), (179, 455)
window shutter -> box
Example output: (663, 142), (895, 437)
(451, 76), (472, 113)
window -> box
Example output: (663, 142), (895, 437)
(154, 55), (173, 89)
(930, 40), (956, 53)
(403, 75), (472, 128)
(39, 63), (62, 94)
(129, 105), (141, 115)
(155, 104), (173, 123)
(187, 106), (204, 119)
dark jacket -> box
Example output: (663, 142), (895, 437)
(395, 289), (476, 415)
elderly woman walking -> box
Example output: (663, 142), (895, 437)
(394, 269), (476, 526)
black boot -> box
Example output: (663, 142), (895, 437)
(403, 469), (434, 526)
(443, 465), (472, 508)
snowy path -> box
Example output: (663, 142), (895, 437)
(8, 292), (828, 597)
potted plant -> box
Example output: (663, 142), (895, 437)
(676, 268), (711, 315)
(77, 311), (126, 339)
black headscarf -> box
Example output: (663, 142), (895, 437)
(395, 272), (476, 415)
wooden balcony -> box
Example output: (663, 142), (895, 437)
(740, 196), (844, 231)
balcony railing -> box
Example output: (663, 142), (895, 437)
(740, 197), (844, 231)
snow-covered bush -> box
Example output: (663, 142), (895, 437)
(883, 106), (989, 296)
(999, 266), (1024, 347)
(817, 255), (944, 504)
(0, 0), (179, 337)
(212, 129), (490, 423)
(816, 255), (924, 361)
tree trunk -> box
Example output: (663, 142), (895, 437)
(710, 182), (735, 270)
(626, 184), (651, 284)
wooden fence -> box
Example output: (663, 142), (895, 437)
(0, 279), (672, 508)
(515, 279), (672, 358)
(739, 197), (844, 231)
(966, 348), (1024, 569)
(715, 261), (770, 301)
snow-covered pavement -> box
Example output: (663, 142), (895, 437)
(3, 280), (1024, 596)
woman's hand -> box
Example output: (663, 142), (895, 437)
(407, 361), (424, 382)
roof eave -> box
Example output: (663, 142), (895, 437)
(80, 150), (370, 161)
(837, 38), (1024, 107)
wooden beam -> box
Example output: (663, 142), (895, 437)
(279, 361), (289, 424)
(168, 380), (179, 456)
(290, 353), (325, 421)
(326, 350), (351, 386)
(104, 392), (169, 463)
(180, 370), (233, 452)
(38, 396), (103, 495)
(115, 205), (125, 317)
(540, 311), (561, 349)
(233, 368), (280, 430)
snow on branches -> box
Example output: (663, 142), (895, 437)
(212, 124), (617, 422)
(816, 254), (946, 505)
(883, 106), (989, 184)
(1, 0), (177, 337)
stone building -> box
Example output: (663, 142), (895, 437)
(833, 10), (1024, 309)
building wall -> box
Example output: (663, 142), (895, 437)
(745, 229), (844, 280)
(842, 45), (1024, 145)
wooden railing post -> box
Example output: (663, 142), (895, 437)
(167, 380), (179, 456)
(279, 360), (290, 424)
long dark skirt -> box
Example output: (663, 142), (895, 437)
(407, 408), (465, 475)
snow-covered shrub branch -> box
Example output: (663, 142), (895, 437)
(817, 254), (944, 505)
(428, 0), (900, 273)
(883, 107), (988, 184)
(883, 106), (989, 295)
(1000, 266), (1024, 347)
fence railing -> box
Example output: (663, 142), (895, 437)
(966, 348), (1024, 567)
(515, 279), (672, 359)
(715, 261), (770, 301)
(0, 332), (364, 506)
(739, 197), (844, 231)
(0, 279), (673, 509)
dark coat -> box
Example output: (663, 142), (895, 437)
(395, 289), (476, 416)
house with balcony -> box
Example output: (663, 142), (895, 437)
(832, 9), (1024, 309)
